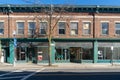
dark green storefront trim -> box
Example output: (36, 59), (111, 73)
(93, 40), (98, 63)
(1, 38), (120, 64)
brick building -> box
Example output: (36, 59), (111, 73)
(0, 4), (120, 64)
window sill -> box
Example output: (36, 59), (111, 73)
(70, 34), (78, 36)
(100, 34), (109, 36)
(114, 34), (120, 36)
(59, 34), (66, 36)
(82, 34), (90, 36)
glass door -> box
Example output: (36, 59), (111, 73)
(16, 47), (26, 61)
(69, 47), (82, 62)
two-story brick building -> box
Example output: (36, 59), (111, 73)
(0, 4), (120, 64)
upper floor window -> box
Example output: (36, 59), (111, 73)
(115, 23), (120, 35)
(0, 22), (4, 35)
(58, 22), (66, 35)
(40, 22), (47, 35)
(70, 22), (78, 35)
(17, 22), (24, 35)
(83, 22), (91, 35)
(28, 22), (36, 35)
(101, 22), (109, 35)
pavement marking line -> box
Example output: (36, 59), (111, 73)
(21, 68), (45, 80)
(0, 68), (25, 77)
(34, 73), (120, 76)
(0, 76), (25, 79)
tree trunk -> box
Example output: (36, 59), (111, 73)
(48, 35), (52, 66)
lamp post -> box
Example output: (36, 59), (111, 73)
(111, 46), (114, 66)
(7, 5), (13, 38)
(13, 30), (17, 67)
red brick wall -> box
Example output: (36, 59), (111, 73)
(0, 12), (120, 39)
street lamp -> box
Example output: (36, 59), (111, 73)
(7, 5), (13, 38)
(111, 46), (114, 66)
(13, 30), (17, 67)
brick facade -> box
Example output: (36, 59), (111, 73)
(0, 12), (120, 39)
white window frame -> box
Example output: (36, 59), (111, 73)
(39, 22), (48, 35)
(58, 21), (66, 35)
(82, 22), (91, 35)
(115, 22), (120, 35)
(16, 21), (25, 35)
(101, 22), (109, 35)
(28, 22), (36, 35)
(70, 22), (78, 35)
(0, 21), (4, 35)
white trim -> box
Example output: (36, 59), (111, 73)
(58, 21), (66, 22)
(70, 21), (79, 22)
(82, 21), (91, 22)
(2, 15), (120, 19)
(27, 20), (36, 22)
(0, 16), (7, 18)
(95, 16), (120, 18)
(114, 21), (120, 23)
(0, 20), (4, 22)
(39, 20), (48, 22)
(0, 15), (93, 18)
(100, 21), (110, 22)
(16, 20), (25, 22)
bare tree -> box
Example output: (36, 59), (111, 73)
(22, 0), (74, 66)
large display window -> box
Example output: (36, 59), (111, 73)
(98, 43), (120, 60)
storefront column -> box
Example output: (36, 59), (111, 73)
(9, 41), (14, 64)
(50, 41), (55, 63)
(93, 40), (98, 63)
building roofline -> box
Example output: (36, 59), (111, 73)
(0, 4), (120, 13)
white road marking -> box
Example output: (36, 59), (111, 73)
(0, 69), (25, 77)
(21, 68), (45, 80)
(0, 76), (25, 79)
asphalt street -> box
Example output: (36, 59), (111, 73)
(0, 68), (120, 80)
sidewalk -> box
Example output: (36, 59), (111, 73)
(1, 62), (120, 69)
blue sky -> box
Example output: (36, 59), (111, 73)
(0, 0), (120, 6)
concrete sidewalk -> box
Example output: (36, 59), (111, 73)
(1, 63), (120, 69)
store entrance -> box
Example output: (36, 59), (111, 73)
(69, 47), (83, 62)
(27, 48), (33, 62)
(16, 47), (26, 61)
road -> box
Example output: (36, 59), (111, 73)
(0, 68), (120, 80)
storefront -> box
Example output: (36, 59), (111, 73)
(98, 42), (120, 63)
(15, 42), (49, 63)
(1, 38), (120, 64)
(55, 42), (93, 63)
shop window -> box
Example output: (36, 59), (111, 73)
(69, 47), (93, 61)
(40, 22), (47, 35)
(82, 48), (93, 60)
(83, 22), (91, 35)
(55, 48), (69, 60)
(17, 22), (24, 35)
(37, 47), (48, 60)
(98, 47), (111, 60)
(28, 22), (36, 35)
(0, 22), (4, 35)
(101, 22), (109, 35)
(58, 22), (66, 35)
(70, 22), (78, 35)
